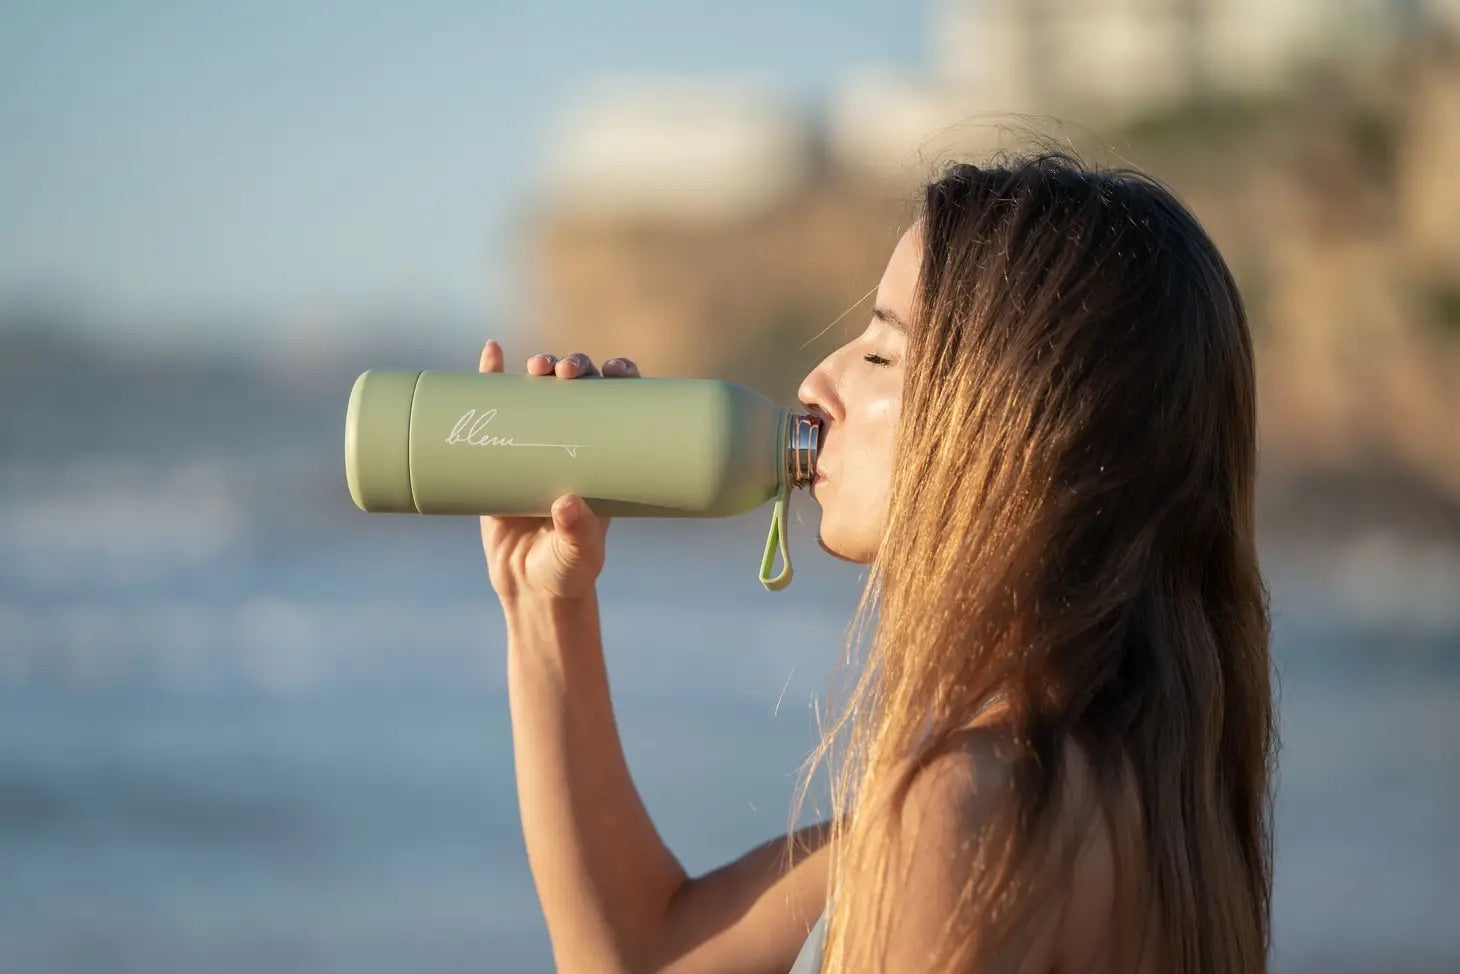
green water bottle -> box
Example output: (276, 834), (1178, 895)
(344, 370), (822, 591)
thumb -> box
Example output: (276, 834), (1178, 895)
(551, 494), (583, 531)
(550, 495), (596, 559)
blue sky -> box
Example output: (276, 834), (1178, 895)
(1, 1), (926, 344)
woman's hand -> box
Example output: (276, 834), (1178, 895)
(478, 341), (642, 603)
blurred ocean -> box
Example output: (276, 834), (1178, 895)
(1, 335), (1458, 973)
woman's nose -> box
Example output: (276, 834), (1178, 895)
(796, 369), (834, 424)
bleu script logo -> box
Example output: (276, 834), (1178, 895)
(445, 409), (585, 458)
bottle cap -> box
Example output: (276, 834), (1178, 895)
(759, 411), (823, 591)
(345, 370), (421, 512)
(785, 413), (821, 488)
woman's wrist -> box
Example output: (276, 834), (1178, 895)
(502, 587), (602, 665)
(502, 586), (596, 620)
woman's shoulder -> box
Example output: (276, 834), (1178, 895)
(903, 722), (1132, 825)
(898, 724), (1017, 823)
(887, 727), (1149, 968)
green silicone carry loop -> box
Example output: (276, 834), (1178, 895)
(760, 478), (793, 591)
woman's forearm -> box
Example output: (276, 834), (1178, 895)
(503, 587), (688, 973)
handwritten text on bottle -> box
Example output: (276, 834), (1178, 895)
(446, 409), (585, 458)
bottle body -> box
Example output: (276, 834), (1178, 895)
(346, 370), (790, 518)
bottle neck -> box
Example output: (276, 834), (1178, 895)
(785, 412), (821, 489)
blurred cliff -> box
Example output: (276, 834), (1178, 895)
(529, 0), (1460, 537)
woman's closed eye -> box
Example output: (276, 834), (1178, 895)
(863, 352), (893, 367)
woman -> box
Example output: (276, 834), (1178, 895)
(478, 151), (1274, 973)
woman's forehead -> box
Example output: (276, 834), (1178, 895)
(877, 227), (922, 317)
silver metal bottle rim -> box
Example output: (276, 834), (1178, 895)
(786, 413), (821, 489)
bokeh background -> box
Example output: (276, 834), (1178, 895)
(3, 2), (1459, 971)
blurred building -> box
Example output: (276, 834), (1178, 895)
(932, 0), (1394, 101)
(833, 0), (1409, 181)
(538, 79), (811, 223)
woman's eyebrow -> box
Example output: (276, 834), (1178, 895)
(872, 306), (908, 332)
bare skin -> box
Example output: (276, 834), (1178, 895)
(480, 225), (1156, 972)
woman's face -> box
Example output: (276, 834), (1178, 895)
(797, 226), (918, 564)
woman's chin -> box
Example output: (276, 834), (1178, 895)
(815, 525), (873, 565)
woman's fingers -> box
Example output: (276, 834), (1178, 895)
(480, 339), (505, 374)
(522, 351), (639, 377)
(553, 353), (598, 378)
(603, 358), (640, 377)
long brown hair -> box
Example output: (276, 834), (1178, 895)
(792, 151), (1274, 972)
